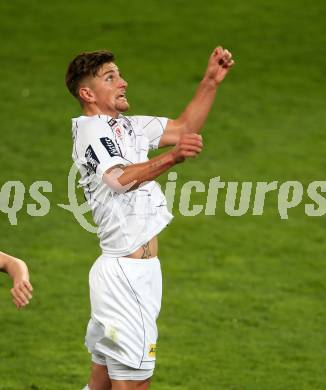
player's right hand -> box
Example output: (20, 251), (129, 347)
(11, 277), (33, 309)
(172, 133), (203, 163)
(205, 46), (234, 86)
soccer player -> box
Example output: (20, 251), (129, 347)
(65, 46), (233, 390)
(0, 251), (33, 309)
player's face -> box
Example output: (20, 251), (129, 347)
(90, 62), (129, 116)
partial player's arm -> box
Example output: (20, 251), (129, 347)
(159, 46), (234, 147)
(103, 133), (203, 192)
(0, 252), (33, 309)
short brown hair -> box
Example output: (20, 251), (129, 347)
(65, 50), (115, 98)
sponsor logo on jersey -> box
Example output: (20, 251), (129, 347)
(85, 145), (100, 173)
(108, 118), (117, 127)
(148, 344), (157, 358)
(108, 118), (124, 141)
(115, 126), (122, 139)
(123, 122), (133, 136)
(100, 137), (121, 157)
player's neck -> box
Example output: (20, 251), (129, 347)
(82, 104), (119, 119)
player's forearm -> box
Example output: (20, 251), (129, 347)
(175, 77), (218, 134)
(0, 252), (29, 281)
(105, 150), (177, 192)
(104, 133), (202, 192)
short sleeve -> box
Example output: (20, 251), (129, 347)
(130, 116), (168, 150)
(74, 117), (127, 178)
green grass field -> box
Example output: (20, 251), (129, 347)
(0, 0), (326, 389)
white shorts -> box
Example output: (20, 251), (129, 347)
(92, 352), (153, 381)
(85, 255), (162, 374)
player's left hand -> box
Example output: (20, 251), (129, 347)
(204, 46), (234, 86)
(11, 277), (33, 309)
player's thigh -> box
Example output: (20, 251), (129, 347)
(89, 362), (112, 390)
(136, 378), (151, 390)
(111, 378), (151, 390)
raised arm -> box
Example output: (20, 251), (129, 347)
(103, 133), (203, 192)
(0, 251), (33, 309)
(159, 46), (234, 147)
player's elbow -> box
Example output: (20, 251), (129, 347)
(103, 166), (137, 194)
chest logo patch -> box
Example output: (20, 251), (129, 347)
(85, 145), (100, 173)
(108, 118), (124, 142)
(100, 137), (121, 157)
(115, 126), (122, 139)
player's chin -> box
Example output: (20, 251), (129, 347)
(117, 101), (130, 112)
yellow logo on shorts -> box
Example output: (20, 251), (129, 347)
(148, 344), (157, 357)
(105, 325), (118, 343)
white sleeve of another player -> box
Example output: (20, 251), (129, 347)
(131, 115), (168, 150)
(75, 117), (127, 178)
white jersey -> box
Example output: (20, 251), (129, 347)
(71, 114), (173, 256)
